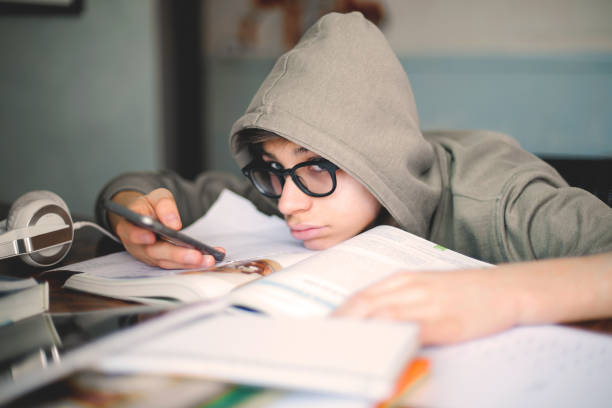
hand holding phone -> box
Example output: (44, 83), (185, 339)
(104, 198), (225, 262)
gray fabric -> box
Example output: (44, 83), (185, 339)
(425, 130), (612, 262)
(98, 11), (612, 264)
(95, 170), (278, 232)
(230, 12), (439, 238)
(229, 11), (612, 263)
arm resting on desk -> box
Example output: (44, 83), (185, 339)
(335, 251), (612, 345)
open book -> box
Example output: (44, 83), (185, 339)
(60, 190), (490, 316)
(32, 191), (610, 407)
(39, 190), (492, 403)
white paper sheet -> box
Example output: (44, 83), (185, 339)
(53, 190), (312, 279)
(98, 313), (420, 401)
(406, 325), (612, 408)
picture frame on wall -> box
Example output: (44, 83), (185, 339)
(0, 0), (83, 15)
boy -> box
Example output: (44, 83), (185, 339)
(98, 12), (612, 343)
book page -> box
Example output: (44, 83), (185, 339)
(228, 225), (491, 316)
(65, 258), (303, 305)
(60, 190), (317, 303)
(57, 190), (314, 280)
(98, 313), (420, 401)
(0, 276), (38, 292)
(183, 190), (314, 265)
(0, 282), (49, 325)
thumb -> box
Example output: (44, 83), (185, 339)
(146, 188), (182, 230)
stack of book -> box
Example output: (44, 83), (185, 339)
(0, 276), (49, 326)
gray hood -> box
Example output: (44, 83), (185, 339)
(230, 11), (441, 237)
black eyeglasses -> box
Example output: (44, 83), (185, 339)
(242, 158), (340, 198)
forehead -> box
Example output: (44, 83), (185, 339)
(261, 138), (312, 157)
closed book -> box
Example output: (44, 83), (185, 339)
(0, 282), (49, 326)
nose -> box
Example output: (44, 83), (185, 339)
(277, 176), (312, 216)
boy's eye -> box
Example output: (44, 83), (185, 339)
(309, 163), (325, 172)
(269, 162), (283, 170)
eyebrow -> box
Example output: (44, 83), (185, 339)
(261, 146), (317, 161)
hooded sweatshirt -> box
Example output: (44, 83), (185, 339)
(97, 12), (612, 264)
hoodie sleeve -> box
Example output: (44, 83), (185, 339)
(94, 170), (279, 233)
(427, 130), (612, 263)
(500, 174), (612, 261)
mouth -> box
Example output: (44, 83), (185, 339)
(288, 224), (326, 241)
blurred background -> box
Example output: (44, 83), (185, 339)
(1, 0), (611, 217)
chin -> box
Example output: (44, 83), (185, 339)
(303, 238), (339, 251)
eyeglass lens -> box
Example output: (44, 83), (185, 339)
(252, 163), (334, 197)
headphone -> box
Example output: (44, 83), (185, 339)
(0, 190), (118, 267)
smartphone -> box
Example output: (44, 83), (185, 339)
(103, 199), (225, 262)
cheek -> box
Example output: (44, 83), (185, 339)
(330, 175), (381, 235)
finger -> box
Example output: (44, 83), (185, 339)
(124, 241), (205, 270)
(353, 271), (422, 297)
(115, 219), (156, 245)
(364, 300), (437, 321)
(158, 254), (216, 270)
(155, 255), (215, 270)
(121, 243), (160, 267)
(335, 285), (429, 318)
(146, 188), (182, 230)
(124, 194), (156, 217)
(144, 242), (216, 268)
(157, 259), (200, 270)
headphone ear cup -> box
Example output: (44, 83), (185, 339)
(7, 190), (73, 267)
(7, 190), (70, 230)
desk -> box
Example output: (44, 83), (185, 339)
(0, 205), (175, 407)
(0, 203), (137, 312)
(1, 204), (612, 407)
(7, 217), (610, 320)
(2, 203), (611, 333)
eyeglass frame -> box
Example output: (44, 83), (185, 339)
(241, 158), (340, 198)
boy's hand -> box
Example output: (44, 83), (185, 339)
(335, 253), (612, 345)
(333, 268), (520, 345)
(109, 188), (220, 269)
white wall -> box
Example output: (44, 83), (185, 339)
(201, 0), (612, 177)
(203, 0), (612, 57)
(384, 0), (612, 54)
